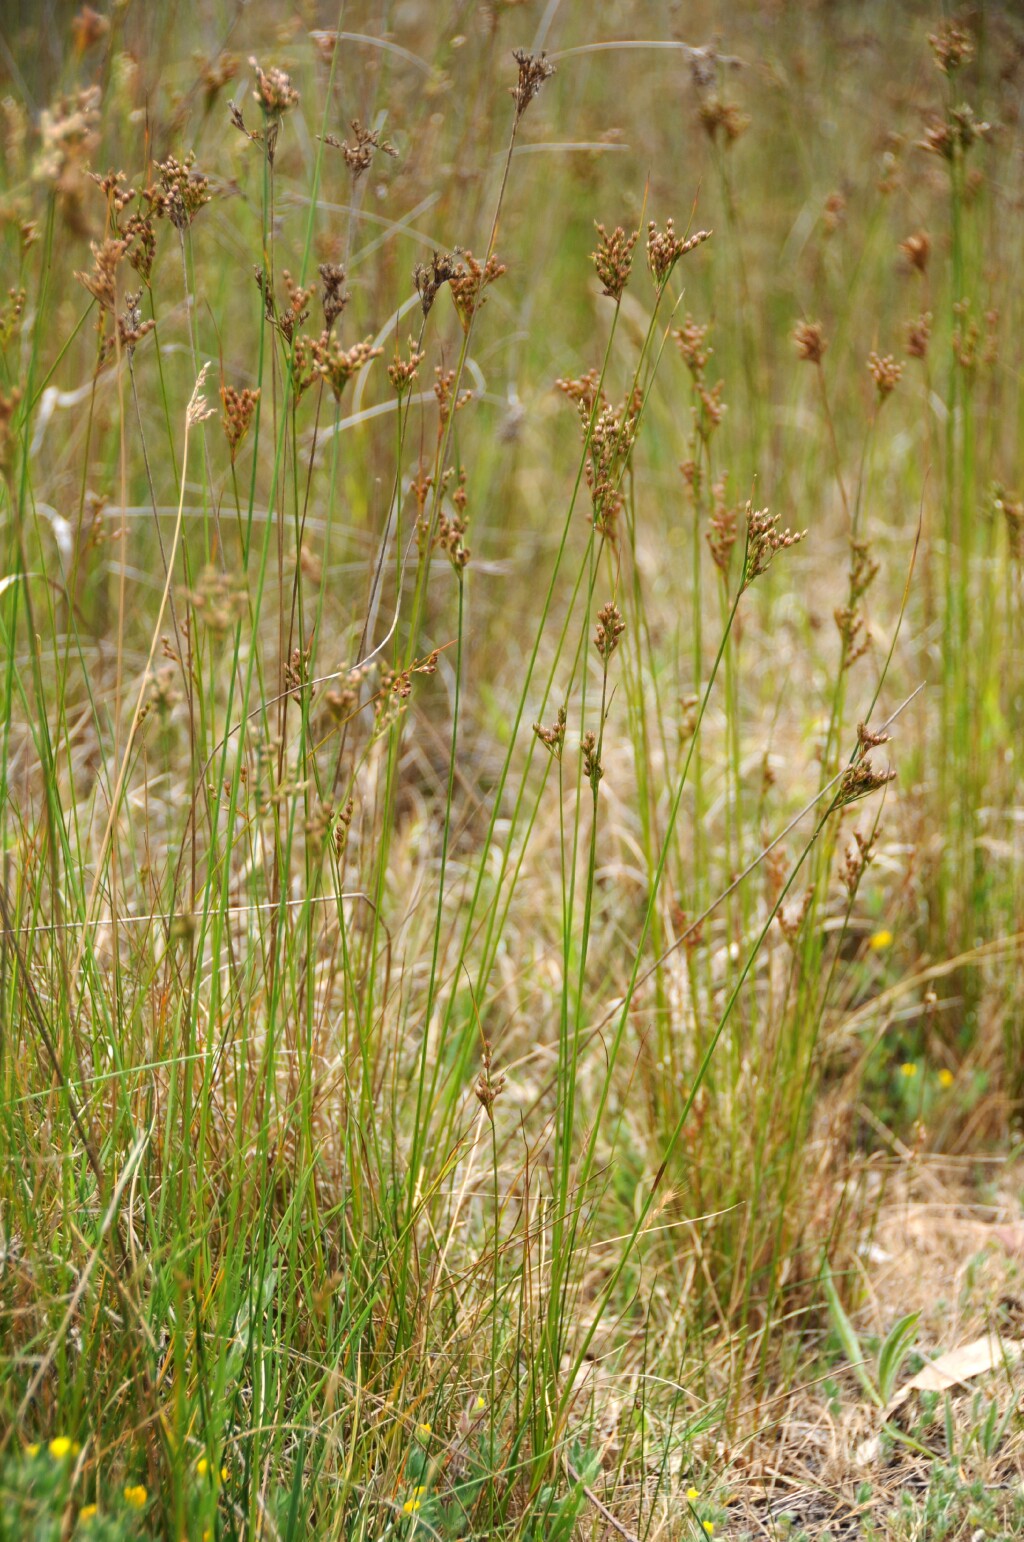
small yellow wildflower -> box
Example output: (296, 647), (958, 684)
(416, 1421), (432, 1438)
(686, 1486), (699, 1501)
(900, 1061), (917, 1078)
(197, 1456), (209, 1476)
(49, 1437), (73, 1459)
(26, 1443), (40, 1457)
(221, 1464), (229, 1481)
(869, 929), (893, 951)
(123, 1484), (148, 1510)
(475, 1395), (486, 1410)
(938, 1068), (955, 1088)
(79, 1506), (99, 1522)
(703, 1524), (714, 1537)
(402, 1497), (422, 1515)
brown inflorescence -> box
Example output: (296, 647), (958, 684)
(591, 223), (638, 301)
(793, 319), (827, 365)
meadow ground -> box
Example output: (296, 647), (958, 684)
(0, 2), (1023, 1537)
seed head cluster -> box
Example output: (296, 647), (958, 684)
(591, 223), (638, 301)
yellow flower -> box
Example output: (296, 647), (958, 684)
(221, 1465), (229, 1482)
(49, 1437), (73, 1459)
(416, 1422), (432, 1438)
(475, 1396), (486, 1410)
(938, 1068), (954, 1088)
(900, 1061), (917, 1078)
(703, 1524), (714, 1537)
(26, 1443), (40, 1457)
(402, 1497), (422, 1514)
(197, 1456), (209, 1476)
(123, 1484), (148, 1510)
(869, 929), (893, 951)
(79, 1505), (99, 1522)
(686, 1486), (699, 1501)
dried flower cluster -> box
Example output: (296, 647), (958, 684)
(474, 1039), (506, 1121)
(793, 319), (827, 365)
(449, 250), (507, 333)
(511, 49), (555, 120)
(899, 229), (931, 274)
(581, 730), (602, 790)
(674, 314), (726, 440)
(835, 538), (880, 670)
(707, 476), (739, 577)
(591, 223), (638, 301)
(919, 104), (990, 160)
(155, 152), (210, 231)
(698, 96), (750, 145)
(928, 21), (974, 74)
(532, 705), (566, 760)
(33, 86), (100, 184)
(319, 262), (347, 329)
(433, 368), (471, 428)
(413, 250), (460, 317)
(743, 504), (806, 588)
(867, 351), (903, 400)
(576, 390), (642, 541)
(220, 384), (261, 463)
(839, 827), (878, 897)
(906, 311), (932, 360)
(837, 758), (896, 808)
(315, 337), (384, 402)
(593, 601), (625, 661)
(323, 119), (398, 179)
(437, 471), (470, 569)
(388, 338), (425, 397)
(646, 219), (711, 287)
(249, 57), (299, 119)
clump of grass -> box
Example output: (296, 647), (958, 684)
(0, 7), (1021, 1537)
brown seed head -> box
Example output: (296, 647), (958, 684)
(867, 351), (903, 400)
(899, 229), (931, 273)
(316, 336), (383, 402)
(449, 250), (507, 333)
(249, 57), (299, 119)
(413, 250), (458, 317)
(928, 21), (974, 75)
(220, 383), (260, 462)
(743, 503), (807, 588)
(674, 315), (713, 380)
(698, 96), (750, 145)
(793, 319), (827, 364)
(388, 338), (425, 397)
(593, 601), (625, 661)
(646, 220), (711, 287)
(511, 49), (555, 120)
(591, 223), (638, 301)
(532, 705), (567, 760)
(707, 478), (739, 576)
(155, 151), (210, 230)
(906, 311), (932, 360)
(837, 758), (896, 807)
(323, 119), (398, 180)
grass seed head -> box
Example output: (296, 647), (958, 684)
(867, 350), (903, 400)
(646, 219), (711, 287)
(793, 319), (827, 364)
(511, 49), (555, 120)
(591, 222), (638, 300)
